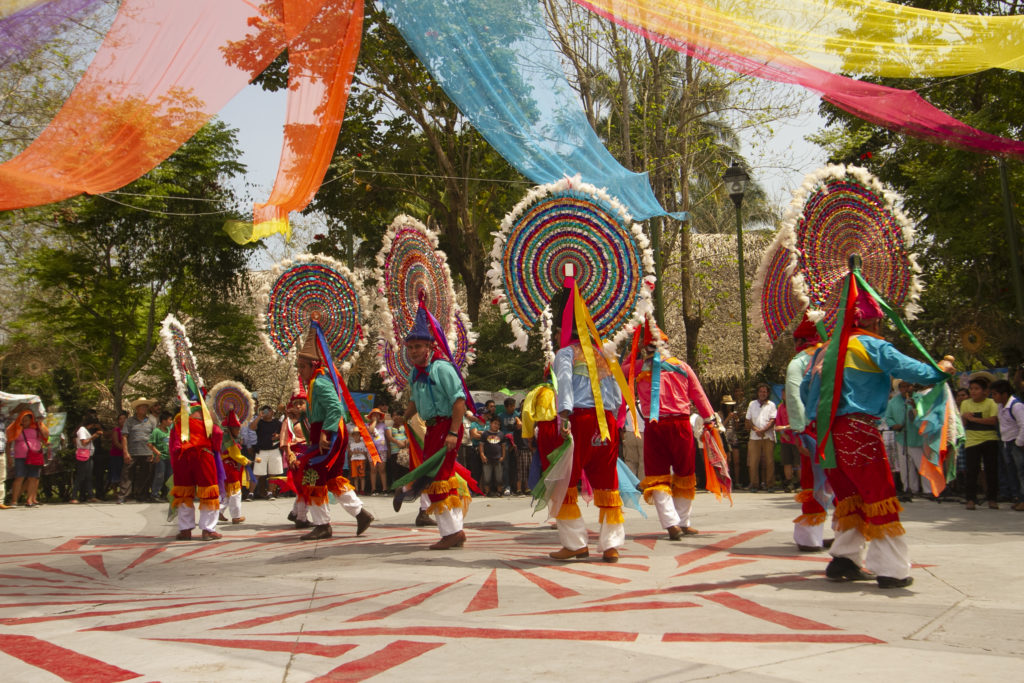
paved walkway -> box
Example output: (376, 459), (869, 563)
(0, 491), (1021, 681)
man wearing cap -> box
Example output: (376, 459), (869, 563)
(119, 398), (158, 504)
(632, 320), (716, 540)
(803, 289), (952, 588)
(219, 411), (250, 524)
(169, 406), (223, 540)
(402, 308), (470, 550)
(785, 314), (832, 552)
(295, 328), (374, 540)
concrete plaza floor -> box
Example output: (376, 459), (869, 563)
(0, 490), (1022, 682)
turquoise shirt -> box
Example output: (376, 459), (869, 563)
(408, 359), (465, 420)
(802, 333), (948, 420)
(785, 348), (815, 434)
(553, 344), (622, 414)
(885, 394), (924, 448)
(308, 373), (346, 433)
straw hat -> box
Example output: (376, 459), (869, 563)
(721, 395), (735, 405)
(129, 397), (155, 410)
(969, 370), (996, 385)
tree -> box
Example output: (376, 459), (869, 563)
(4, 120), (258, 409)
(809, 0), (1024, 368)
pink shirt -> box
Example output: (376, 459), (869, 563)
(633, 356), (714, 420)
(12, 427), (42, 459)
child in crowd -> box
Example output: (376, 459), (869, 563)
(348, 421), (368, 494)
(479, 417), (505, 497)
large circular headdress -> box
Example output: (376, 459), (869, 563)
(751, 228), (802, 346)
(260, 254), (367, 364)
(160, 314), (205, 403)
(208, 380), (255, 426)
(487, 176), (655, 349)
(375, 214), (476, 396)
(786, 165), (922, 333)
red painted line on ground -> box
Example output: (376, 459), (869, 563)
(674, 529), (772, 568)
(587, 573), (813, 603)
(154, 637), (358, 658)
(464, 569), (499, 613)
(346, 577), (467, 622)
(729, 552), (830, 563)
(0, 634), (140, 681)
(119, 547), (167, 574)
(631, 536), (660, 550)
(0, 595), (212, 609)
(662, 632), (883, 644)
(515, 599), (701, 616)
(676, 558), (758, 576)
(85, 591), (350, 631)
(19, 562), (96, 582)
(161, 542), (230, 564)
(0, 572), (69, 584)
(289, 626), (639, 641)
(538, 564), (632, 585)
(0, 598), (236, 625)
(218, 585), (419, 630)
(309, 640), (444, 682)
(49, 537), (97, 553)
(81, 554), (108, 577)
(702, 592), (839, 631)
(505, 563), (580, 599)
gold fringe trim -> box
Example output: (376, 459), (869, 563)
(671, 473), (696, 500)
(861, 496), (903, 518)
(196, 485), (218, 501)
(225, 481), (241, 496)
(425, 492), (463, 516)
(556, 502), (582, 520)
(308, 485), (329, 506)
(599, 506), (625, 525)
(326, 476), (353, 496)
(594, 489), (622, 508)
(642, 484), (673, 505)
(563, 488), (578, 505)
(792, 512), (827, 527)
(864, 520), (906, 539)
(425, 476), (459, 497)
(834, 495), (864, 519)
(460, 494), (472, 518)
(836, 514), (865, 534)
(794, 489), (814, 504)
(640, 474), (672, 490)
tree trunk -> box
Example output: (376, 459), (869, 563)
(679, 54), (703, 370)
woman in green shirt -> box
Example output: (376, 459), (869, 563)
(961, 376), (1000, 510)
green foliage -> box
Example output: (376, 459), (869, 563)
(3, 121), (258, 408)
(464, 308), (545, 390)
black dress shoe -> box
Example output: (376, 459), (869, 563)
(823, 538), (835, 549)
(393, 488), (406, 512)
(287, 510), (297, 522)
(797, 544), (825, 552)
(355, 509), (374, 536)
(825, 556), (875, 582)
(294, 519), (312, 529)
(877, 575), (913, 589)
(300, 524), (332, 540)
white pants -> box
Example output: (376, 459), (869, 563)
(896, 445), (924, 494)
(253, 449), (284, 476)
(178, 504), (219, 532)
(556, 516), (625, 553)
(292, 498), (308, 522)
(436, 507), (464, 536)
(309, 489), (364, 526)
(652, 489), (692, 529)
(793, 520), (825, 547)
(221, 492), (242, 519)
(830, 527), (910, 579)
(420, 492), (430, 512)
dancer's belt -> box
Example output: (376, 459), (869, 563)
(424, 416), (449, 427)
(844, 412), (878, 425)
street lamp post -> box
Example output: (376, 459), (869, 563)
(723, 161), (750, 387)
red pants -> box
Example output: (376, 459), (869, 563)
(222, 458), (244, 496)
(536, 419), (564, 472)
(299, 422), (352, 506)
(423, 417), (463, 514)
(794, 449), (827, 525)
(560, 409), (621, 523)
(827, 414), (903, 538)
(171, 445), (218, 509)
(640, 414), (696, 501)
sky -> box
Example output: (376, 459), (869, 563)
(218, 70), (830, 269)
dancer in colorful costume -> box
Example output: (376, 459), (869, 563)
(549, 276), (637, 563)
(521, 378), (561, 473)
(295, 322), (374, 541)
(628, 319), (718, 540)
(396, 303), (477, 550)
(802, 257), (953, 588)
(218, 411), (250, 525)
(282, 391), (312, 529)
(785, 314), (833, 552)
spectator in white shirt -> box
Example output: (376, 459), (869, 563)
(744, 384), (778, 491)
(991, 379), (1024, 511)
